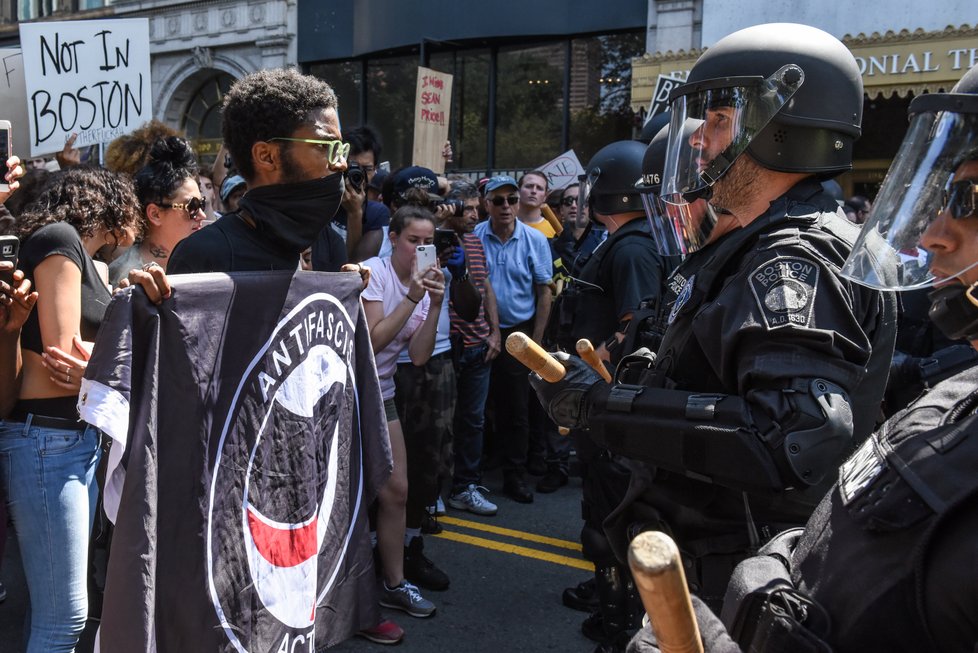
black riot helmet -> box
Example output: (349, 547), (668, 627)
(636, 123), (718, 257)
(842, 62), (978, 338)
(661, 23), (863, 204)
(579, 140), (647, 225)
(636, 110), (671, 144)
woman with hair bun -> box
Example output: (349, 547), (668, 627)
(108, 136), (206, 284)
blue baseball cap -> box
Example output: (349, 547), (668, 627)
(220, 175), (246, 202)
(484, 175), (518, 193)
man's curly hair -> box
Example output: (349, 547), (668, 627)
(16, 166), (144, 243)
(222, 68), (338, 181)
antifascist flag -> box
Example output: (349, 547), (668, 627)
(79, 271), (393, 652)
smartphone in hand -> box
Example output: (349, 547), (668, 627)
(0, 235), (19, 285)
(0, 120), (11, 192)
(415, 244), (437, 273)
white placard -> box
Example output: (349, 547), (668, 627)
(0, 49), (31, 159)
(19, 19), (152, 157)
(538, 150), (585, 191)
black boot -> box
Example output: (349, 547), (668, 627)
(404, 536), (450, 591)
(582, 564), (640, 644)
(563, 577), (599, 612)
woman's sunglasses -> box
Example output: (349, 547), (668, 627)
(561, 195), (579, 207)
(159, 196), (207, 217)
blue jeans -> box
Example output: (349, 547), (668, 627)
(0, 417), (102, 653)
(452, 343), (492, 490)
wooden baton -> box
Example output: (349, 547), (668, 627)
(541, 204), (564, 236)
(505, 332), (571, 434)
(628, 531), (704, 653)
(505, 332), (565, 382)
(575, 338), (613, 383)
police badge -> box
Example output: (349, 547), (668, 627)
(749, 257), (819, 329)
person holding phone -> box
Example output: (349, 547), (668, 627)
(360, 205), (445, 619)
(2, 166), (142, 652)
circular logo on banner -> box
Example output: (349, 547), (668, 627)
(207, 294), (362, 653)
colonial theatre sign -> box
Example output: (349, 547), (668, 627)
(631, 25), (978, 114)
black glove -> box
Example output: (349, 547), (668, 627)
(626, 596), (742, 653)
(528, 351), (602, 429)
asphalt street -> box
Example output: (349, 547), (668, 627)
(0, 466), (597, 652)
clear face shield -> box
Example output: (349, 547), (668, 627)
(841, 108), (978, 291)
(661, 65), (805, 205)
(640, 191), (718, 257)
(577, 168), (599, 229)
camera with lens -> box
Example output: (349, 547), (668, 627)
(434, 198), (465, 217)
(345, 162), (366, 193)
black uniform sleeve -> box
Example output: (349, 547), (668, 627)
(587, 242), (876, 490)
(922, 494), (978, 650)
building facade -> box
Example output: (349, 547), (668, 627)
(0, 0), (297, 164)
(633, 0), (977, 197)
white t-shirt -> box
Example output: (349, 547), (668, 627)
(361, 256), (429, 400)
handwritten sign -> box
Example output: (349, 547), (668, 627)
(19, 19), (152, 157)
(412, 67), (453, 173)
(0, 49), (31, 159)
(538, 150), (585, 191)
(646, 74), (685, 123)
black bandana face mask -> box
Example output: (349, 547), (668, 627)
(237, 173), (345, 254)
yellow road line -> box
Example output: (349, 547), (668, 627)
(434, 530), (594, 571)
(439, 516), (583, 552)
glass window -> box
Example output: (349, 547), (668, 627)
(308, 60), (363, 135)
(182, 73), (235, 168)
(494, 43), (564, 170)
(569, 32), (644, 164)
(364, 55), (418, 170)
(431, 49), (488, 173)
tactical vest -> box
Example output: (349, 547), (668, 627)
(545, 222), (657, 354)
(790, 365), (978, 652)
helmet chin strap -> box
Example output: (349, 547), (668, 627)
(929, 280), (978, 341)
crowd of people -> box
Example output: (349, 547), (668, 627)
(0, 19), (978, 653)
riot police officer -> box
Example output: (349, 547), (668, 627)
(630, 58), (978, 653)
(548, 140), (673, 649)
(532, 22), (897, 610)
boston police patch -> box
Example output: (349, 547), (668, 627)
(749, 257), (818, 329)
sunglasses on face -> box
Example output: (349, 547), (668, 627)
(159, 196), (206, 217)
(943, 179), (978, 219)
(267, 137), (351, 166)
(561, 195), (579, 207)
(490, 195), (519, 207)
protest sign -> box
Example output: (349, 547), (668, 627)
(19, 19), (152, 156)
(645, 74), (684, 125)
(538, 150), (585, 191)
(0, 49), (31, 159)
(412, 67), (453, 173)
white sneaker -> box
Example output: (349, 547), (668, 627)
(426, 496), (447, 516)
(380, 580), (436, 618)
(448, 484), (498, 516)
